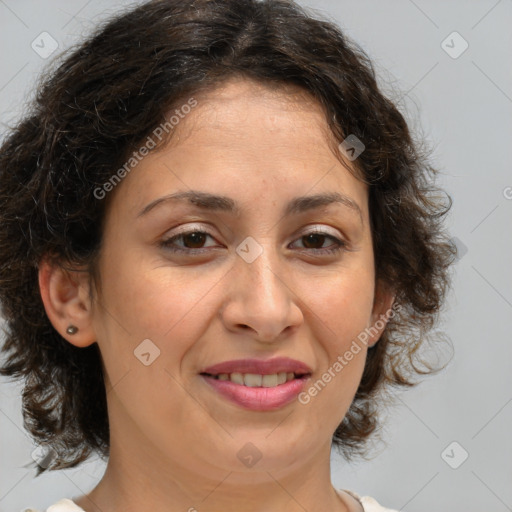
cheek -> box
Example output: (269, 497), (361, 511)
(297, 268), (374, 407)
(300, 285), (371, 426)
(305, 267), (375, 347)
(98, 245), (219, 334)
(95, 253), (226, 382)
(92, 262), (219, 433)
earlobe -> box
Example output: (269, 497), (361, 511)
(38, 258), (97, 348)
(367, 281), (396, 348)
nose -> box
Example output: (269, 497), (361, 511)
(219, 242), (304, 343)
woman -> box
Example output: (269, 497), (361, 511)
(0, 0), (454, 511)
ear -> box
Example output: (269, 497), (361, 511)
(38, 257), (97, 348)
(367, 279), (396, 348)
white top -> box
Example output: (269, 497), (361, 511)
(24, 490), (399, 512)
(343, 489), (399, 511)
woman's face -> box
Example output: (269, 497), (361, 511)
(80, 78), (392, 480)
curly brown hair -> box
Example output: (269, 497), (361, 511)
(0, 0), (455, 475)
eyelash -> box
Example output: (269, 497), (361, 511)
(159, 228), (347, 256)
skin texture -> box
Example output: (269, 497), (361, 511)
(39, 77), (394, 512)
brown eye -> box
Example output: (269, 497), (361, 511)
(160, 230), (218, 253)
(301, 233), (328, 249)
(182, 232), (208, 249)
(290, 230), (346, 255)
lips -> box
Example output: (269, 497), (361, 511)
(200, 357), (312, 376)
(200, 357), (313, 411)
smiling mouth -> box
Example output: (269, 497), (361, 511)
(200, 372), (310, 387)
(200, 367), (312, 411)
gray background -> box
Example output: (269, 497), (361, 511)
(0, 1), (511, 511)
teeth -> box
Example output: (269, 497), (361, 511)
(230, 372), (244, 385)
(262, 374), (278, 387)
(244, 374), (262, 387)
(212, 372), (299, 387)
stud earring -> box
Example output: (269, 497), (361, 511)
(66, 325), (79, 335)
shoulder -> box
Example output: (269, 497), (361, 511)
(23, 498), (85, 512)
(340, 489), (400, 512)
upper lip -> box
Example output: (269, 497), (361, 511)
(201, 357), (312, 376)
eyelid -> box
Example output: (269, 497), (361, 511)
(299, 224), (344, 238)
(160, 224), (221, 252)
(164, 223), (345, 243)
(166, 223), (215, 236)
(160, 222), (350, 258)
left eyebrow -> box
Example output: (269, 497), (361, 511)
(136, 190), (363, 223)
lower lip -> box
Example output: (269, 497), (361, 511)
(201, 374), (310, 411)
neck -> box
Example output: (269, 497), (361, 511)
(73, 394), (362, 512)
(74, 440), (358, 512)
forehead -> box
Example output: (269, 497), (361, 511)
(107, 77), (368, 217)
(164, 78), (331, 150)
